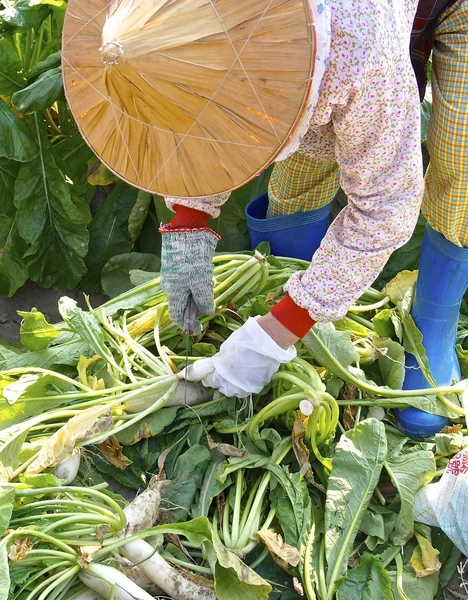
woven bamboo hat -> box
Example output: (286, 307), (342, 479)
(62, 0), (315, 198)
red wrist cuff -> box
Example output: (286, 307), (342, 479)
(169, 205), (211, 228)
(270, 295), (316, 338)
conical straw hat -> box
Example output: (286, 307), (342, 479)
(62, 0), (315, 198)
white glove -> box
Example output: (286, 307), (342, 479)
(178, 317), (296, 398)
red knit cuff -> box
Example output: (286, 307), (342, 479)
(169, 205), (210, 229)
(270, 295), (316, 338)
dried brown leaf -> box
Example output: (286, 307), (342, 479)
(207, 434), (246, 458)
(257, 529), (300, 570)
(8, 538), (33, 562)
(98, 436), (133, 470)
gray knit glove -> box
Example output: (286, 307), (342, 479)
(160, 228), (220, 333)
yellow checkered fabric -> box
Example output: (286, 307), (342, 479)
(422, 0), (468, 247)
(267, 152), (340, 217)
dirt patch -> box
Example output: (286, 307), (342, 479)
(0, 281), (107, 343)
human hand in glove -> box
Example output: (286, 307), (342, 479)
(178, 297), (316, 398)
(159, 205), (220, 334)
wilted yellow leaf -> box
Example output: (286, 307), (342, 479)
(256, 530), (300, 571)
(410, 534), (442, 578)
(26, 406), (113, 473)
(383, 270), (418, 305)
(8, 538), (33, 562)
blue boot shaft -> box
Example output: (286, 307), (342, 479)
(245, 193), (331, 261)
(396, 225), (468, 438)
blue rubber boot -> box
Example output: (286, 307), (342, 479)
(245, 193), (331, 261)
(395, 225), (468, 438)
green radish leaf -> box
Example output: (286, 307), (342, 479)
(18, 473), (62, 488)
(12, 67), (62, 114)
(0, 39), (25, 95)
(360, 504), (395, 545)
(128, 191), (152, 243)
(336, 553), (393, 600)
(193, 449), (230, 518)
(383, 271), (418, 305)
(28, 51), (61, 78)
(385, 449), (435, 545)
(128, 269), (158, 288)
(101, 252), (160, 299)
(456, 344), (468, 379)
(208, 530), (272, 600)
(375, 338), (405, 389)
(14, 118), (90, 288)
(0, 339), (91, 372)
(82, 182), (137, 292)
(268, 467), (312, 549)
(0, 487), (14, 536)
(0, 100), (37, 162)
(0, 543), (9, 600)
(0, 373), (74, 429)
(159, 444), (211, 523)
(325, 419), (387, 587)
(372, 309), (396, 339)
(192, 342), (217, 357)
(304, 322), (359, 369)
(389, 566), (439, 600)
(17, 308), (59, 351)
(116, 407), (178, 446)
(58, 297), (108, 358)
(0, 420), (37, 481)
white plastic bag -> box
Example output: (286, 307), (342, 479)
(414, 446), (468, 555)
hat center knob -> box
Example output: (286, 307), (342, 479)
(100, 41), (124, 65)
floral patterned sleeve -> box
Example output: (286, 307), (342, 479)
(285, 0), (424, 323)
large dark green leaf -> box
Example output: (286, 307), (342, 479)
(52, 135), (94, 181)
(0, 0), (45, 29)
(28, 51), (61, 78)
(82, 182), (138, 292)
(0, 156), (18, 200)
(269, 467), (312, 549)
(0, 100), (37, 162)
(128, 191), (152, 243)
(336, 553), (393, 600)
(325, 419), (387, 587)
(101, 252), (160, 299)
(159, 444), (211, 523)
(14, 117), (90, 288)
(0, 193), (29, 297)
(12, 67), (62, 114)
(0, 38), (25, 95)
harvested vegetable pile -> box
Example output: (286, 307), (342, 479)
(0, 250), (466, 600)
